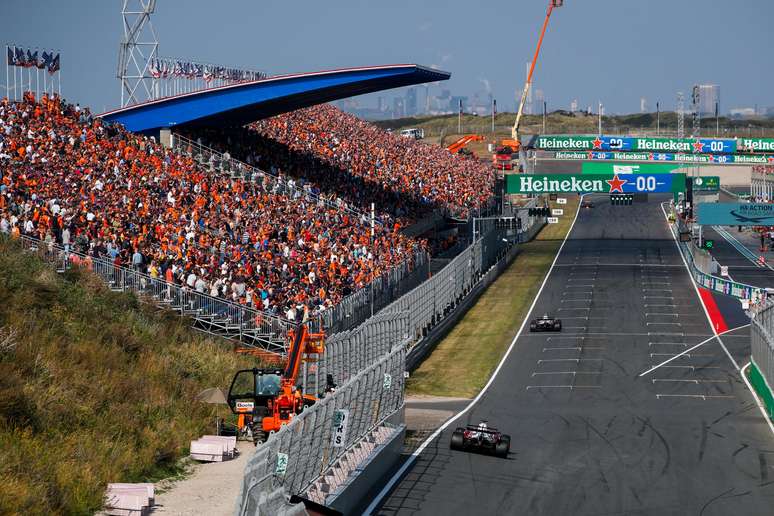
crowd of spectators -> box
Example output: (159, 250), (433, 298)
(248, 104), (496, 220)
(0, 93), (422, 319)
(182, 126), (426, 230)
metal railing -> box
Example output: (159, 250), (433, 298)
(676, 227), (765, 302)
(319, 250), (429, 335)
(236, 344), (406, 515)
(10, 234), (298, 353)
(309, 312), (410, 395)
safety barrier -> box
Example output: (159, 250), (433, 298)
(671, 221), (765, 302)
(319, 251), (429, 335)
(235, 345), (406, 515)
(751, 301), (774, 419)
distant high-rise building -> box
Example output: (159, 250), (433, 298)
(405, 87), (418, 116)
(570, 99), (578, 112)
(640, 97), (648, 113)
(697, 84), (720, 116)
(393, 97), (405, 119)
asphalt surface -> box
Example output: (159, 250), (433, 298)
(374, 194), (774, 516)
(701, 226), (774, 288)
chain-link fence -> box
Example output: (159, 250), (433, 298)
(235, 345), (406, 515)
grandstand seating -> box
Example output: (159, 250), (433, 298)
(0, 94), (422, 319)
(249, 104), (496, 220)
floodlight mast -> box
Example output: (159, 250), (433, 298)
(512, 0), (563, 143)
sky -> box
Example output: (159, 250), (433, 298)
(2, 0), (773, 114)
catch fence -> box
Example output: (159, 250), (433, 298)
(235, 344), (406, 515)
(751, 301), (774, 419)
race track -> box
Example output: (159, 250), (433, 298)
(373, 194), (774, 516)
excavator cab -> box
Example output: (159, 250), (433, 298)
(225, 323), (326, 444)
(226, 367), (283, 441)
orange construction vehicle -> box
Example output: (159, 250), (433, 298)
(226, 324), (326, 443)
(446, 134), (485, 156)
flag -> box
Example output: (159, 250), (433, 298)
(173, 61), (182, 77)
(203, 66), (213, 83)
(715, 102), (719, 118)
(459, 98), (463, 114)
(25, 49), (38, 68)
(35, 50), (46, 69)
(493, 99), (497, 116)
(6, 46), (15, 66)
(149, 58), (161, 78)
(15, 47), (26, 67)
(40, 50), (51, 70)
(48, 53), (60, 74)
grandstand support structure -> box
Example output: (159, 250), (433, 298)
(117, 0), (159, 108)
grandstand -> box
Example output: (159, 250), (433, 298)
(0, 87), (499, 346)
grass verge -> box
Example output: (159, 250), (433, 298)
(406, 195), (580, 398)
(0, 237), (257, 515)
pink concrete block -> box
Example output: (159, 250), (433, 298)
(190, 440), (225, 462)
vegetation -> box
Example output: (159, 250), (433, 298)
(375, 111), (774, 142)
(0, 237), (256, 515)
(407, 196), (580, 398)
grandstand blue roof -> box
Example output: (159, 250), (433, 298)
(98, 64), (450, 133)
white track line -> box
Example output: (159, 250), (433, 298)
(363, 197), (584, 515)
(639, 325), (748, 377)
(659, 202), (741, 371)
(740, 362), (774, 437)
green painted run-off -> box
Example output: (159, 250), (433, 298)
(748, 359), (774, 420)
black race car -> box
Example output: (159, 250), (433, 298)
(530, 314), (562, 332)
(450, 422), (510, 458)
(581, 199), (594, 209)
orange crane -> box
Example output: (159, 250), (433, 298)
(226, 324), (326, 443)
(511, 0), (564, 151)
(446, 134), (485, 155)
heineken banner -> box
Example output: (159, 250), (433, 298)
(506, 173), (685, 194)
(581, 162), (688, 175)
(691, 176), (720, 193)
(738, 138), (774, 153)
(531, 135), (736, 154)
(696, 202), (774, 226)
(553, 150), (774, 164)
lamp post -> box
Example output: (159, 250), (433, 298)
(656, 101), (660, 136)
(598, 101), (603, 135)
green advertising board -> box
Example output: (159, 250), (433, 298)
(581, 162), (688, 175)
(505, 173), (685, 194)
(738, 138), (774, 153)
(692, 176), (720, 192)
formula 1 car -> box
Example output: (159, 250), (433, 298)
(450, 422), (510, 458)
(530, 314), (562, 332)
(581, 199), (594, 209)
